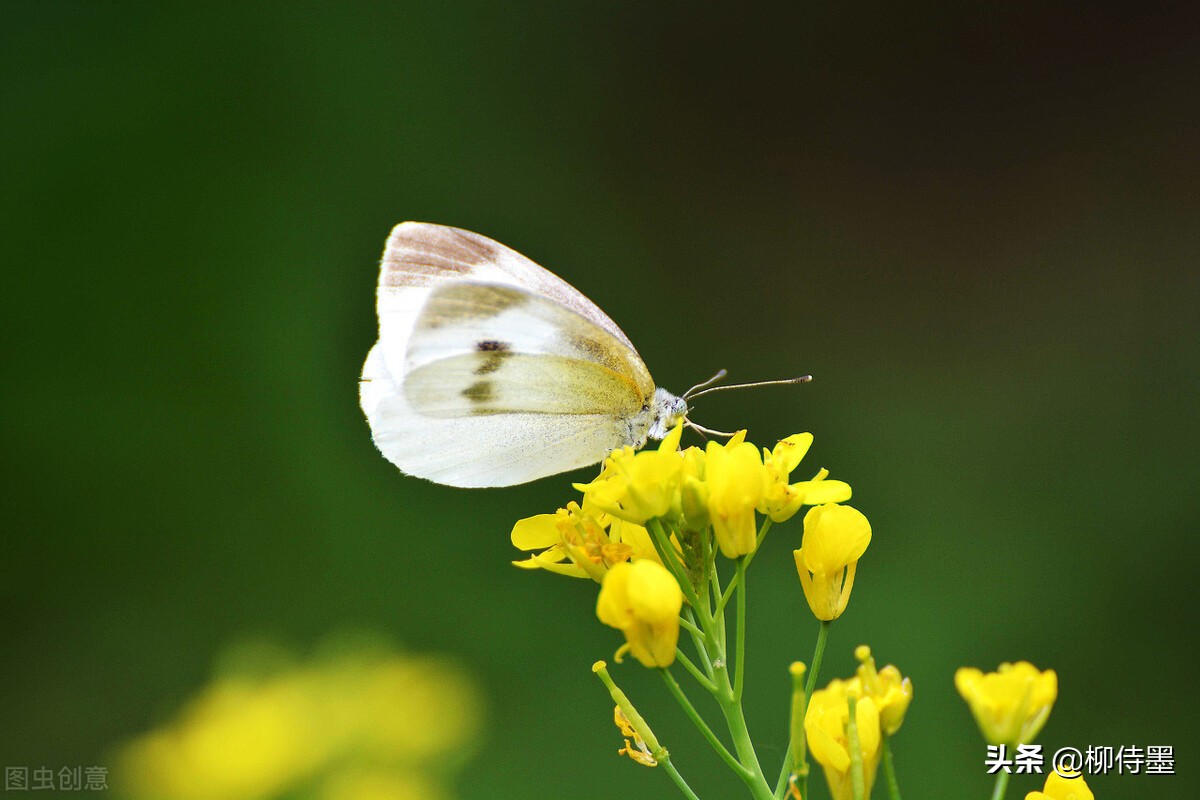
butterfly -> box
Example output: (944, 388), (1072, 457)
(359, 222), (806, 487)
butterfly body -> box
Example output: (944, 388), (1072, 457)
(360, 222), (686, 487)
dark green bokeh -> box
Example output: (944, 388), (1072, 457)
(3, 3), (1197, 798)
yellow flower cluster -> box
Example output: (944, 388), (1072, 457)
(512, 425), (851, 570)
(511, 426), (853, 668)
(116, 638), (481, 800)
(804, 648), (912, 800)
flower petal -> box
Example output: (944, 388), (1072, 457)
(511, 514), (561, 550)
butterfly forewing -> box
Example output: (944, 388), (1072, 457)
(378, 222), (637, 348)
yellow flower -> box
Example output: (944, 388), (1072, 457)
(790, 467), (853, 506)
(510, 511), (591, 579)
(759, 433), (853, 523)
(794, 503), (872, 620)
(678, 445), (710, 528)
(854, 645), (913, 736)
(955, 661), (1057, 747)
(705, 435), (765, 557)
(510, 503), (662, 582)
(759, 433), (813, 522)
(596, 560), (684, 667)
(576, 429), (684, 524)
(1025, 771), (1093, 800)
(805, 677), (882, 800)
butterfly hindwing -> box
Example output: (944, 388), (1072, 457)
(361, 344), (640, 487)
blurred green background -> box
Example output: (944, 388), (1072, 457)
(3, 3), (1197, 799)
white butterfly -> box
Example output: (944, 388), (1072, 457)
(359, 222), (692, 488)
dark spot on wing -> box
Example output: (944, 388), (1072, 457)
(462, 380), (495, 405)
(474, 340), (513, 375)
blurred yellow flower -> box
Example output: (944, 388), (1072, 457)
(794, 503), (872, 620)
(116, 638), (480, 800)
(705, 435), (766, 557)
(596, 560), (684, 667)
(955, 661), (1057, 747)
(805, 677), (882, 800)
(854, 645), (913, 736)
(1025, 771), (1094, 800)
(320, 769), (448, 800)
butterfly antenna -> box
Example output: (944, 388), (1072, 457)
(686, 420), (739, 438)
(686, 374), (813, 402)
(683, 369), (729, 399)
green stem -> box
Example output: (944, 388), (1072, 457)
(847, 695), (864, 800)
(688, 535), (773, 800)
(774, 620), (831, 798)
(715, 567), (728, 653)
(660, 668), (746, 779)
(720, 519), (772, 612)
(678, 614), (705, 639)
(704, 533), (728, 653)
(803, 622), (829, 704)
(734, 556), (748, 701)
(650, 517), (776, 800)
(660, 754), (703, 800)
(990, 769), (1010, 800)
(649, 519), (721, 646)
(674, 647), (717, 694)
(882, 736), (903, 800)
(648, 519), (699, 605)
(712, 673), (774, 800)
(680, 608), (715, 680)
(703, 523), (719, 600)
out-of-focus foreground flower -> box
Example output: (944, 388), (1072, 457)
(116, 636), (481, 800)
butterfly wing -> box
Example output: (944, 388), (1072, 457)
(360, 224), (657, 487)
(374, 222), (638, 358)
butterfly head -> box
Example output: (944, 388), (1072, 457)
(646, 388), (688, 441)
